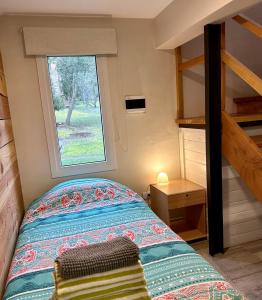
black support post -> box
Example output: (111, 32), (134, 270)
(204, 24), (224, 255)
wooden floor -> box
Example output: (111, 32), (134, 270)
(192, 239), (262, 299)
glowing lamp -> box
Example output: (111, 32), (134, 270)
(157, 172), (169, 185)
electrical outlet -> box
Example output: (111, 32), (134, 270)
(142, 192), (150, 200)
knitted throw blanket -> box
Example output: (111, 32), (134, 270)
(53, 262), (151, 300)
(55, 237), (140, 279)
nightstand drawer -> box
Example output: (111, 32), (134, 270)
(168, 190), (205, 209)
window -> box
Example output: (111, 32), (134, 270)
(37, 56), (116, 177)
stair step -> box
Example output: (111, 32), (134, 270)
(234, 96), (262, 114)
(250, 135), (262, 148)
(231, 113), (262, 123)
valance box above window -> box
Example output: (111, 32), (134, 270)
(23, 27), (118, 56)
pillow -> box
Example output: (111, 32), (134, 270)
(23, 178), (142, 225)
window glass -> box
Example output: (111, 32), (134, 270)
(47, 56), (106, 167)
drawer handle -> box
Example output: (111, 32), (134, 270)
(185, 194), (189, 197)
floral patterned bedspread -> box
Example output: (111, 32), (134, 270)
(4, 179), (244, 300)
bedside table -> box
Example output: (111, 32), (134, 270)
(150, 179), (207, 242)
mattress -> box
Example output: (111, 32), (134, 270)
(3, 179), (244, 300)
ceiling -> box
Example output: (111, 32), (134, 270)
(0, 0), (174, 18)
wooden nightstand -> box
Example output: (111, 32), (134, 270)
(150, 179), (207, 242)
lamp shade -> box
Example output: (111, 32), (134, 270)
(157, 172), (169, 185)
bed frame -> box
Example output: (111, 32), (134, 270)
(0, 52), (24, 297)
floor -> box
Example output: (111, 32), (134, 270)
(192, 239), (262, 299)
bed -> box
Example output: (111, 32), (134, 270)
(3, 178), (244, 300)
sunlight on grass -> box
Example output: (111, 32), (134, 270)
(55, 106), (105, 166)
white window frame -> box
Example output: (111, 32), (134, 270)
(37, 56), (117, 178)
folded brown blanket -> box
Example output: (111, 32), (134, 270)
(55, 237), (140, 279)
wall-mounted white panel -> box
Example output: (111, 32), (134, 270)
(179, 127), (262, 247)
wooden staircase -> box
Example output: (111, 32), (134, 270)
(175, 14), (262, 203)
(222, 111), (262, 203)
(233, 96), (262, 149)
(234, 96), (262, 114)
(250, 135), (262, 148)
(221, 16), (262, 203)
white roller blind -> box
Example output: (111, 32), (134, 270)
(23, 27), (117, 55)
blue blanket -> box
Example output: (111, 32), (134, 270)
(4, 179), (244, 300)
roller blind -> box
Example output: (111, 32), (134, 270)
(23, 27), (117, 55)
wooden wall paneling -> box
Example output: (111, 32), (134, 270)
(222, 175), (241, 192)
(179, 129), (185, 179)
(224, 217), (262, 247)
(226, 218), (262, 236)
(0, 142), (16, 180)
(183, 129), (205, 143)
(179, 128), (207, 188)
(0, 95), (10, 119)
(224, 203), (262, 221)
(222, 158), (262, 247)
(0, 120), (13, 148)
(184, 150), (206, 165)
(205, 24), (224, 255)
(184, 160), (207, 188)
(224, 189), (252, 204)
(0, 52), (24, 298)
(0, 161), (19, 202)
(184, 139), (206, 153)
(0, 176), (23, 294)
(225, 228), (262, 247)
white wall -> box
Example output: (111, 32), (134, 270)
(0, 16), (180, 207)
(181, 2), (262, 117)
(154, 0), (261, 49)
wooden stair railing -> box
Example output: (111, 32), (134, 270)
(222, 111), (262, 203)
(233, 14), (262, 39)
(221, 50), (262, 96)
(221, 15), (262, 203)
(179, 55), (204, 70)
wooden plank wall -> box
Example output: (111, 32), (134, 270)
(0, 53), (24, 297)
(179, 128), (207, 188)
(179, 127), (262, 247)
(223, 161), (262, 247)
